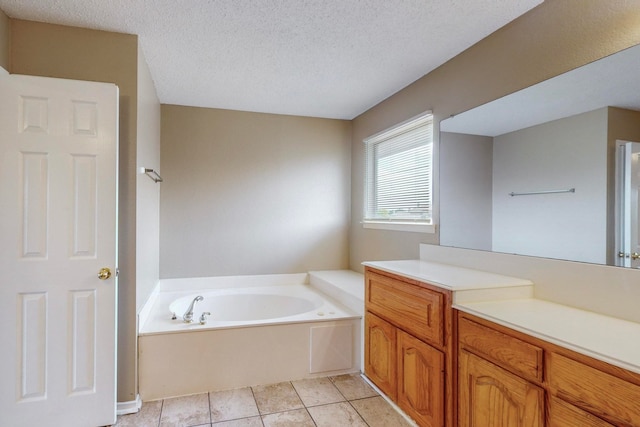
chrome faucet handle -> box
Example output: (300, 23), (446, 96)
(199, 312), (211, 325)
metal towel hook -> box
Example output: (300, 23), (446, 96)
(142, 168), (163, 183)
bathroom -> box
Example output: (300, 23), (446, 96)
(2, 1), (640, 426)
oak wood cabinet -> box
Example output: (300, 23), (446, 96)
(397, 329), (445, 427)
(364, 267), (453, 427)
(365, 311), (397, 399)
(458, 350), (544, 427)
(458, 311), (640, 427)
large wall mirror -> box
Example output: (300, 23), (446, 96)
(439, 43), (640, 268)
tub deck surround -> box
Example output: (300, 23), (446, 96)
(309, 269), (365, 316)
(362, 258), (640, 376)
(138, 272), (364, 401)
(140, 283), (359, 335)
(139, 273), (360, 335)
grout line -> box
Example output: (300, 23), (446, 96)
(157, 399), (164, 427)
(288, 381), (318, 426)
(248, 384), (266, 426)
(346, 400), (370, 427)
(328, 375), (348, 402)
(331, 373), (374, 426)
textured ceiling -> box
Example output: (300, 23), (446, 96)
(0, 0), (542, 119)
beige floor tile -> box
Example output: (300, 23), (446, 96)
(160, 393), (211, 427)
(351, 396), (414, 427)
(330, 373), (379, 400)
(115, 400), (162, 427)
(213, 417), (263, 427)
(307, 401), (368, 427)
(210, 387), (259, 422)
(252, 382), (304, 415)
(261, 408), (315, 427)
(291, 377), (345, 407)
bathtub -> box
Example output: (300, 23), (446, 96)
(138, 272), (363, 400)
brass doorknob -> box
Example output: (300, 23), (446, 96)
(98, 267), (112, 280)
(632, 253), (640, 260)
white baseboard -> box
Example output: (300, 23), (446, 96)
(360, 373), (418, 427)
(117, 394), (142, 416)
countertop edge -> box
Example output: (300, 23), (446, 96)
(454, 300), (640, 376)
(363, 259), (534, 291)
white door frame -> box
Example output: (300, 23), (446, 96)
(615, 140), (640, 268)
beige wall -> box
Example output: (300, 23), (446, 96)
(160, 105), (351, 278)
(11, 20), (140, 403)
(0, 8), (9, 70)
(136, 48), (161, 314)
(350, 0), (640, 271)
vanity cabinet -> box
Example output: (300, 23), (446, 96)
(547, 352), (640, 426)
(458, 316), (544, 426)
(364, 267), (453, 427)
(458, 311), (640, 427)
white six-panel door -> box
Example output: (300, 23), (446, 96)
(628, 142), (640, 269)
(0, 71), (118, 426)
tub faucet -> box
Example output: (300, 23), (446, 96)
(183, 295), (204, 323)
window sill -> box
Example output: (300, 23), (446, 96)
(362, 221), (436, 234)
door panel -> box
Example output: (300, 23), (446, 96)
(397, 330), (444, 427)
(364, 312), (397, 399)
(0, 73), (118, 426)
(459, 350), (544, 427)
(615, 141), (640, 267)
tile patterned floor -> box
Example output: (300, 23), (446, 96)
(114, 373), (414, 427)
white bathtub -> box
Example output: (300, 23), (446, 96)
(138, 273), (363, 400)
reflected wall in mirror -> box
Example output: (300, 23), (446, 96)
(439, 43), (640, 267)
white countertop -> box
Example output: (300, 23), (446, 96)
(363, 259), (533, 290)
(364, 259), (640, 375)
(455, 299), (640, 375)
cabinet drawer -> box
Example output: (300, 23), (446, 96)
(547, 352), (640, 426)
(459, 317), (543, 382)
(365, 271), (443, 346)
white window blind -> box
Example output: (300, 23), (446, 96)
(364, 112), (433, 225)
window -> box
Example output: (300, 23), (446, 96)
(363, 111), (434, 233)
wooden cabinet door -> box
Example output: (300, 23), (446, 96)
(365, 312), (397, 399)
(397, 330), (444, 427)
(548, 397), (616, 427)
(459, 350), (544, 427)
